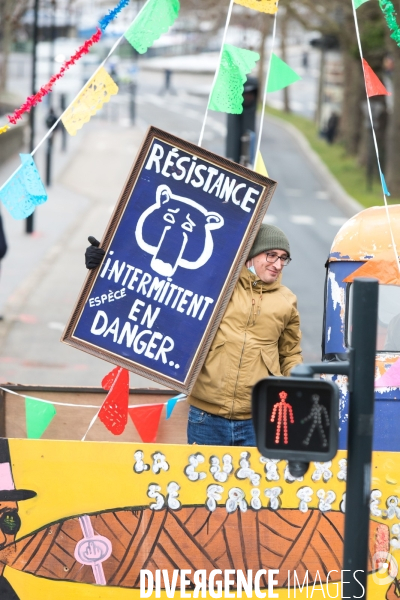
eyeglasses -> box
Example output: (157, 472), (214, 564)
(265, 252), (291, 266)
(0, 511), (21, 536)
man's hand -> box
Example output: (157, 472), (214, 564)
(85, 236), (105, 269)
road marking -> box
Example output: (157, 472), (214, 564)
(328, 217), (347, 226)
(290, 215), (315, 225)
(285, 189), (303, 197)
(48, 322), (66, 331)
(316, 191), (329, 200)
(142, 93), (227, 135)
(263, 215), (277, 224)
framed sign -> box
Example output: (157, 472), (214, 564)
(62, 127), (277, 393)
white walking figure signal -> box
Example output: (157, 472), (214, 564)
(301, 394), (330, 448)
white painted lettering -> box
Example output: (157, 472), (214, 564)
(90, 310), (108, 335)
(208, 173), (225, 196)
(117, 322), (138, 347)
(108, 260), (126, 283)
(203, 167), (219, 192)
(187, 294), (204, 318)
(144, 331), (164, 359)
(128, 299), (146, 321)
(170, 287), (184, 309)
(161, 148), (179, 178)
(145, 143), (164, 173)
(241, 187), (260, 213)
(137, 273), (152, 295)
(177, 289), (193, 313)
(103, 317), (120, 343)
(219, 177), (236, 203)
(199, 296), (214, 320)
(127, 267), (143, 291)
(185, 157), (198, 183)
(140, 304), (161, 328)
(154, 336), (174, 363)
(191, 164), (207, 188)
(172, 156), (190, 181)
(232, 183), (246, 205)
(122, 264), (135, 286)
(133, 330), (152, 354)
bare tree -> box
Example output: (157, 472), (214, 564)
(0, 0), (31, 93)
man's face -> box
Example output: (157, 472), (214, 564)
(249, 249), (289, 284)
(0, 501), (19, 575)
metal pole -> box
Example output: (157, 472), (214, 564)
(315, 48), (326, 128)
(45, 135), (53, 186)
(26, 0), (40, 234)
(60, 93), (67, 151)
(343, 277), (378, 598)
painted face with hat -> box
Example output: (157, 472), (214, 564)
(246, 223), (292, 284)
(0, 439), (36, 577)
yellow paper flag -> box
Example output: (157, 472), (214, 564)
(0, 125), (9, 135)
(255, 151), (269, 177)
(234, 0), (279, 14)
(62, 67), (118, 136)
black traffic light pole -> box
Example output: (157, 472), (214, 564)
(26, 0), (39, 234)
(291, 277), (378, 598)
(343, 278), (378, 598)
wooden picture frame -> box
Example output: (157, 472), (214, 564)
(62, 126), (277, 394)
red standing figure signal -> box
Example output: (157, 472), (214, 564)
(270, 390), (294, 444)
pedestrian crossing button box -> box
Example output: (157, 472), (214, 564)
(252, 377), (339, 462)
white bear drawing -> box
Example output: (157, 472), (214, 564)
(135, 184), (224, 277)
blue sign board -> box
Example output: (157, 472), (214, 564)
(63, 127), (276, 393)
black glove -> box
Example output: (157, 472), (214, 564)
(85, 236), (105, 269)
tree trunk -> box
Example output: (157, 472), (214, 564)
(256, 14), (271, 105)
(386, 37), (400, 196)
(338, 51), (363, 154)
(280, 10), (290, 113)
(0, 0), (14, 93)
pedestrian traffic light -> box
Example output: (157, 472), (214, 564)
(226, 76), (258, 165)
(252, 377), (339, 463)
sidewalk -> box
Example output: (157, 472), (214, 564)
(0, 120), (161, 388)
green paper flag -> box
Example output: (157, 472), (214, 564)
(25, 397), (56, 439)
(353, 0), (369, 8)
(267, 53), (301, 93)
(209, 45), (260, 114)
(124, 0), (180, 54)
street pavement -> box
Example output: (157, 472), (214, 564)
(0, 68), (354, 387)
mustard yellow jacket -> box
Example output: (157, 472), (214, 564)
(188, 266), (303, 419)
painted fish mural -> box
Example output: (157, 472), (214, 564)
(0, 506), (389, 589)
(2, 439), (400, 599)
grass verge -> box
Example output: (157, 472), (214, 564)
(265, 106), (399, 208)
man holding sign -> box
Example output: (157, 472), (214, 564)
(86, 223), (302, 446)
(185, 223), (302, 446)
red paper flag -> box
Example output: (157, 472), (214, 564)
(362, 59), (391, 97)
(101, 366), (121, 390)
(128, 404), (164, 443)
(99, 368), (129, 435)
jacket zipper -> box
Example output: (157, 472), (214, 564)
(229, 297), (254, 418)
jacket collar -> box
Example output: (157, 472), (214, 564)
(239, 265), (282, 292)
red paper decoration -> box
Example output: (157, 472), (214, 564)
(101, 366), (121, 390)
(128, 404), (164, 443)
(98, 367), (129, 435)
(8, 29), (102, 125)
(362, 59), (391, 97)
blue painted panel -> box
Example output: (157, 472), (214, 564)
(324, 261), (363, 354)
(333, 372), (400, 451)
(71, 136), (268, 387)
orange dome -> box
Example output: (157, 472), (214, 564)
(329, 204), (400, 262)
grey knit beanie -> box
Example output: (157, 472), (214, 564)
(248, 224), (290, 260)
